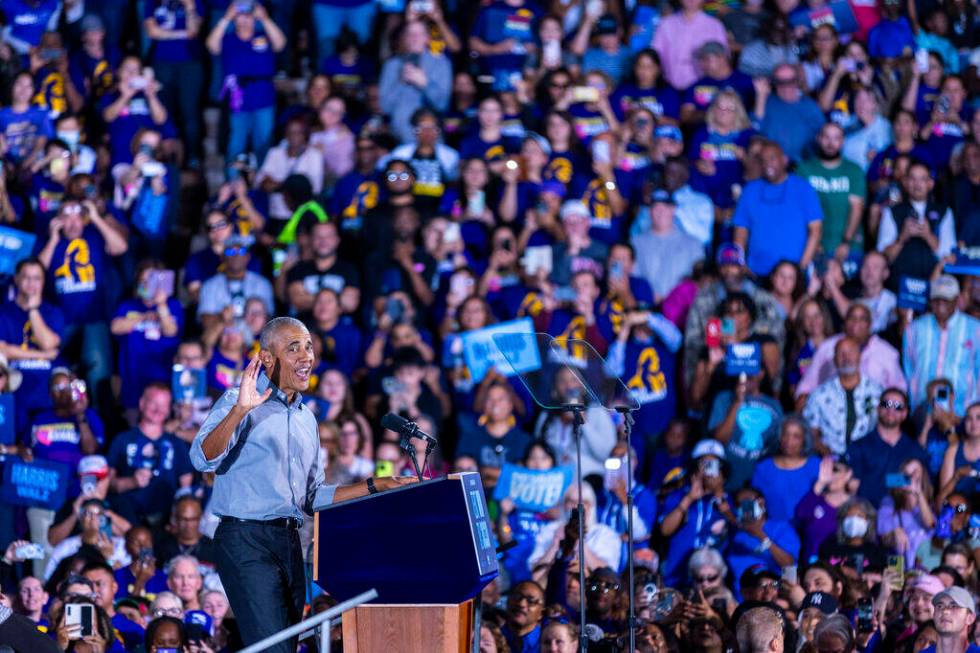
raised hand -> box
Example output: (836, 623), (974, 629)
(237, 355), (273, 411)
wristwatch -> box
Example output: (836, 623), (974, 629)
(758, 537), (772, 553)
(367, 477), (379, 495)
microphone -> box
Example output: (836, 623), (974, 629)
(381, 413), (437, 443)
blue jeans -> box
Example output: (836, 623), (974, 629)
(227, 106), (275, 170)
(213, 520), (306, 652)
(312, 2), (377, 61)
(153, 59), (204, 160)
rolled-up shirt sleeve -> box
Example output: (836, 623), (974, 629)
(306, 449), (339, 513)
(191, 389), (242, 472)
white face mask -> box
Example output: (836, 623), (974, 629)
(57, 129), (80, 150)
(842, 515), (869, 538)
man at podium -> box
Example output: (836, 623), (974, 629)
(190, 317), (413, 652)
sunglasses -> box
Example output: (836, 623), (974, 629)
(207, 220), (230, 231)
(695, 573), (720, 584)
(387, 172), (411, 182)
(224, 247), (248, 257)
(946, 502), (969, 513)
(589, 581), (620, 594)
(879, 399), (907, 411)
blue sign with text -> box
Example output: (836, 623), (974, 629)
(493, 464), (574, 513)
(1, 458), (69, 510)
(462, 318), (540, 383)
(897, 277), (930, 311)
(725, 342), (761, 377)
(0, 226), (36, 277)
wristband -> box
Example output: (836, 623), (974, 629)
(367, 477), (378, 495)
(758, 537), (772, 552)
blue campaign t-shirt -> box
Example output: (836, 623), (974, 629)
(98, 91), (175, 165)
(206, 350), (243, 394)
(144, 0), (204, 63)
(471, 1), (540, 74)
(70, 46), (122, 103)
(689, 128), (754, 209)
(0, 106), (53, 164)
(659, 489), (732, 587)
(113, 298), (184, 409)
(30, 174), (66, 236)
(459, 133), (517, 163)
(620, 337), (676, 460)
(28, 408), (105, 497)
(750, 456), (821, 523)
(4, 0), (59, 49)
(316, 319), (364, 379)
(47, 226), (109, 324)
(114, 565), (168, 599)
(222, 30), (277, 111)
(0, 301), (65, 423)
(726, 519), (801, 598)
(107, 429), (193, 517)
(732, 174), (823, 276)
(610, 83), (681, 122)
(682, 71), (755, 113)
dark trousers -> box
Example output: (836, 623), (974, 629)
(214, 520), (306, 652)
(153, 59), (204, 160)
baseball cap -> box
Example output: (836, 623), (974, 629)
(716, 242), (746, 267)
(650, 188), (675, 205)
(596, 14), (618, 35)
(800, 591), (838, 615)
(930, 274), (960, 300)
(911, 574), (945, 597)
(740, 564), (779, 588)
(933, 586), (976, 613)
(185, 610), (214, 640)
(51, 366), (73, 379)
(80, 14), (105, 33)
(692, 439), (726, 460)
(560, 200), (591, 221)
(696, 41), (727, 59)
(654, 125), (682, 142)
(78, 455), (109, 479)
(524, 132), (552, 157)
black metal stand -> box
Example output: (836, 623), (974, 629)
(618, 407), (637, 653)
(561, 403), (588, 653)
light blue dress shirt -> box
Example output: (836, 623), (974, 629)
(191, 384), (337, 523)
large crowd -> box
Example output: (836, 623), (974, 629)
(0, 0), (978, 652)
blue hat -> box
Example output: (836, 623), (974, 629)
(540, 180), (567, 198)
(654, 125), (682, 142)
(650, 188), (675, 205)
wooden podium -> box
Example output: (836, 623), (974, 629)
(313, 473), (498, 653)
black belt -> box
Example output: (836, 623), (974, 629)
(220, 516), (302, 530)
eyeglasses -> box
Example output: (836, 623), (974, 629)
(879, 399), (907, 411)
(695, 573), (720, 584)
(207, 220), (230, 231)
(589, 581), (620, 594)
(510, 593), (543, 606)
(153, 607), (183, 618)
(756, 580), (779, 590)
(550, 82), (570, 89)
(387, 172), (411, 182)
(934, 602), (965, 613)
(774, 77), (797, 86)
(224, 247), (248, 257)
(946, 502), (969, 513)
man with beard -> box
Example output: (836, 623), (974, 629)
(798, 123), (867, 261)
(503, 580), (545, 652)
(683, 243), (785, 389)
(803, 337), (883, 455)
(285, 220), (361, 314)
(191, 318), (415, 651)
(733, 140), (823, 277)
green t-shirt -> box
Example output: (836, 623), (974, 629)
(798, 158), (867, 254)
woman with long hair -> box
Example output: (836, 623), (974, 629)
(786, 298), (834, 394)
(688, 89), (754, 213)
(610, 49), (680, 124)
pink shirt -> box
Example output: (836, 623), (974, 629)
(795, 334), (907, 397)
(651, 11), (729, 91)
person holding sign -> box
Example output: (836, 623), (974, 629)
(457, 378), (531, 491)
